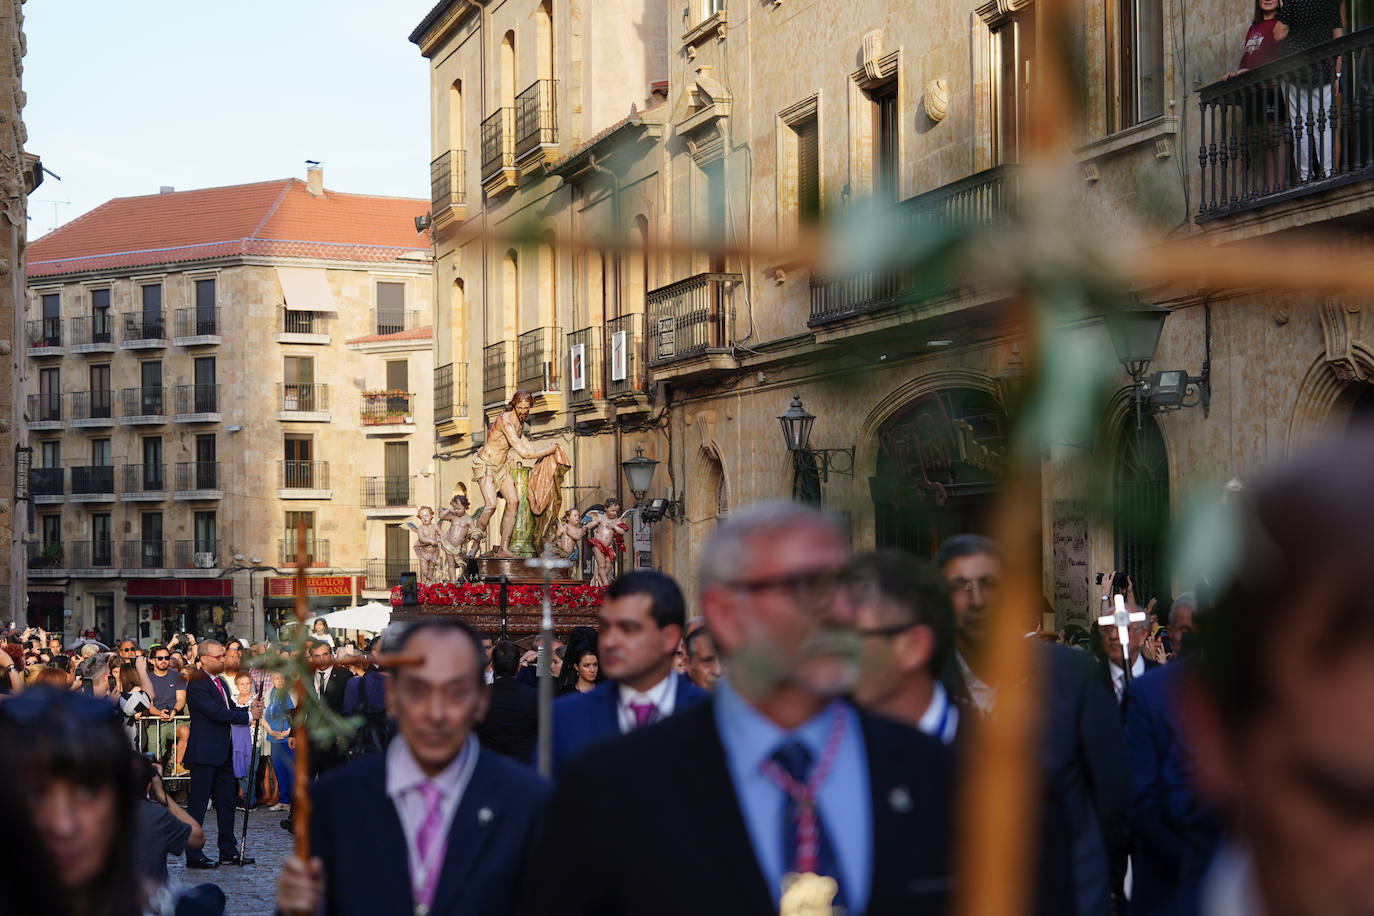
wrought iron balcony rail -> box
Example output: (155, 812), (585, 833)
(71, 465), (115, 495)
(809, 165), (1017, 324)
(518, 326), (562, 393)
(366, 558), (417, 590)
(27, 317), (61, 348)
(174, 461), (220, 491)
(28, 541), (64, 569)
(280, 538), (329, 567)
(434, 363), (454, 422)
(515, 80), (558, 159)
(70, 389), (114, 421)
(121, 386), (166, 418)
(174, 307), (219, 338)
(278, 383), (329, 412)
(70, 315), (115, 347)
(122, 311), (166, 341)
(173, 540), (220, 569)
(121, 539), (168, 570)
(69, 540), (116, 569)
(280, 308), (328, 336)
(605, 313), (647, 398)
(431, 150), (466, 212)
(646, 273), (742, 365)
(28, 392), (61, 422)
(121, 463), (167, 494)
(361, 391), (414, 425)
(361, 475), (415, 508)
(279, 460), (329, 490)
(372, 308), (421, 336)
(1197, 29), (1374, 219)
(483, 340), (515, 406)
(31, 467), (63, 497)
(481, 108), (515, 179)
(174, 384), (219, 415)
(567, 326), (604, 407)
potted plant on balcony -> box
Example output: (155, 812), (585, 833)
(39, 544), (62, 568)
(362, 389), (411, 425)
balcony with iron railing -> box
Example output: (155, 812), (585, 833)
(371, 308), (422, 336)
(481, 107), (517, 190)
(515, 79), (558, 161)
(1197, 29), (1374, 221)
(120, 463), (167, 500)
(278, 460), (330, 497)
(120, 312), (168, 348)
(69, 539), (116, 571)
(174, 384), (220, 421)
(173, 540), (220, 571)
(365, 557), (417, 591)
(518, 326), (562, 394)
(277, 383), (330, 419)
(361, 391), (414, 431)
(361, 475), (415, 511)
(120, 386), (167, 424)
(69, 390), (115, 427)
(646, 273), (743, 367)
(70, 314), (116, 352)
(173, 461), (221, 499)
(27, 392), (62, 429)
(28, 541), (65, 574)
(280, 537), (329, 567)
(31, 467), (63, 503)
(276, 307), (331, 343)
(430, 149), (467, 223)
(26, 317), (63, 354)
(606, 312), (649, 400)
(567, 326), (604, 409)
(483, 340), (515, 406)
(70, 466), (116, 501)
(121, 539), (168, 571)
(435, 363), (454, 423)
(173, 308), (221, 344)
(808, 165), (1017, 325)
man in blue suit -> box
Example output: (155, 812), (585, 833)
(184, 639), (262, 868)
(275, 619), (549, 916)
(545, 569), (708, 777)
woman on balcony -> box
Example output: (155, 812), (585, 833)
(1230, 0), (1291, 192)
(1275, 0), (1344, 182)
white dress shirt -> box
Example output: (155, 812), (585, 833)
(1200, 843), (1265, 916)
(1107, 653), (1146, 703)
(955, 652), (997, 714)
(385, 734), (479, 905)
(917, 681), (959, 744)
(616, 671), (678, 734)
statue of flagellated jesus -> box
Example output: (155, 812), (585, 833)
(472, 390), (565, 558)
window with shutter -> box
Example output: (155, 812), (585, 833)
(796, 115), (820, 223)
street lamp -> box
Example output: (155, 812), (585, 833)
(1103, 300), (1210, 429)
(777, 392), (854, 504)
(620, 447), (660, 503)
(227, 555), (280, 643)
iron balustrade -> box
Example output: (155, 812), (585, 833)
(31, 467), (63, 497)
(434, 363), (454, 422)
(566, 326), (604, 407)
(121, 539), (167, 570)
(280, 308), (328, 335)
(28, 392), (62, 422)
(605, 313), (647, 398)
(518, 326), (562, 393)
(280, 538), (328, 566)
(174, 461), (219, 491)
(366, 558), (416, 590)
(646, 273), (742, 364)
(70, 314), (114, 347)
(123, 311), (166, 341)
(27, 542), (63, 569)
(27, 318), (61, 348)
(70, 390), (114, 421)
(173, 540), (219, 569)
(431, 150), (467, 212)
(71, 466), (116, 495)
(69, 540), (116, 569)
(175, 384), (219, 415)
(122, 463), (167, 494)
(361, 476), (415, 508)
(278, 383), (329, 412)
(483, 340), (514, 405)
(361, 391), (414, 425)
(372, 308), (420, 336)
(279, 460), (329, 490)
(1197, 29), (1374, 219)
(515, 80), (558, 159)
(174, 307), (219, 338)
(481, 108), (515, 180)
(121, 387), (166, 419)
(809, 165), (1017, 323)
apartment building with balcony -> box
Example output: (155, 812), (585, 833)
(410, 0), (669, 580)
(19, 167), (434, 639)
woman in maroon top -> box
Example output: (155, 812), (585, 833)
(1230, 0), (1291, 191)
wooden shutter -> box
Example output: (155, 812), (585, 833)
(797, 116), (820, 223)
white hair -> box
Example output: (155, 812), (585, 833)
(697, 500), (845, 592)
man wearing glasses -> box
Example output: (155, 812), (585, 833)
(184, 639), (263, 868)
(524, 502), (953, 916)
(136, 646), (187, 767)
(936, 533), (1129, 916)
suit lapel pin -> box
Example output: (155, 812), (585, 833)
(478, 806), (494, 825)
(888, 786), (913, 813)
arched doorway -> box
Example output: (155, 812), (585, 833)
(1112, 417), (1170, 606)
(870, 388), (1017, 559)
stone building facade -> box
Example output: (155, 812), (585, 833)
(414, 0), (1374, 621)
(20, 169), (433, 642)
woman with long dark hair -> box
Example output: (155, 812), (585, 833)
(0, 688), (143, 916)
(555, 625), (603, 695)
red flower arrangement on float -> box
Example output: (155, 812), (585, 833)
(391, 582), (606, 609)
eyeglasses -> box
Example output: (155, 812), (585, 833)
(855, 621), (921, 639)
(152, 655), (170, 662)
(725, 566), (861, 610)
(946, 575), (1001, 595)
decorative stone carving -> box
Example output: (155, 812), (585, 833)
(0, 340), (10, 356)
(1319, 298), (1370, 383)
(923, 78), (949, 123)
(0, 498), (9, 516)
(862, 30), (885, 82)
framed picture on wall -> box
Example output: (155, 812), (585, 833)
(570, 343), (586, 392)
(611, 330), (627, 382)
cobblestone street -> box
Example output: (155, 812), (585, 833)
(166, 805), (291, 916)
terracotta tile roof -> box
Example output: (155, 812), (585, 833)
(345, 325), (434, 346)
(29, 179), (430, 279)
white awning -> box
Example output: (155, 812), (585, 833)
(276, 266), (338, 312)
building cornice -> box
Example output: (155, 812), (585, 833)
(409, 0), (478, 57)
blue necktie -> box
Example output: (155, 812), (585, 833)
(773, 740), (848, 911)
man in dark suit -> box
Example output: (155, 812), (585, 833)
(476, 640), (538, 761)
(936, 534), (1129, 916)
(184, 639), (263, 868)
(523, 502), (952, 915)
(308, 639), (354, 778)
(1093, 601), (1160, 714)
(276, 619), (550, 916)
(544, 569), (708, 777)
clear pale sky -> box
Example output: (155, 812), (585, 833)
(23, 0), (437, 239)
